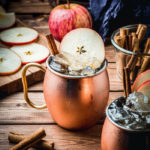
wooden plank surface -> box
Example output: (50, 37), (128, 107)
(0, 91), (123, 125)
(0, 125), (101, 150)
(0, 1), (125, 149)
(7, 1), (52, 14)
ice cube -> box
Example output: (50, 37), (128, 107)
(144, 96), (149, 104)
(86, 57), (101, 69)
(53, 53), (70, 66)
(126, 92), (150, 111)
(68, 70), (81, 76)
(146, 114), (150, 124)
(50, 60), (67, 73)
(81, 66), (95, 76)
(61, 51), (85, 71)
(108, 95), (150, 130)
(50, 55), (69, 73)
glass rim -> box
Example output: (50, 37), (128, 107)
(111, 24), (150, 56)
(46, 55), (108, 79)
(106, 97), (150, 133)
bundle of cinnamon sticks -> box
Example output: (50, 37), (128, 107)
(9, 128), (54, 150)
(114, 24), (150, 97)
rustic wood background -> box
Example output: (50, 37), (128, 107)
(0, 0), (124, 149)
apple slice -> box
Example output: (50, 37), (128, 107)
(10, 43), (50, 64)
(0, 27), (38, 45)
(0, 12), (15, 29)
(137, 80), (150, 101)
(0, 47), (21, 75)
(60, 28), (105, 66)
(0, 6), (5, 13)
(132, 69), (150, 92)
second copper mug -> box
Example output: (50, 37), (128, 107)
(22, 56), (109, 130)
(101, 98), (150, 150)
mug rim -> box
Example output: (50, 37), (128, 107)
(46, 55), (108, 79)
(111, 24), (150, 56)
(106, 97), (150, 133)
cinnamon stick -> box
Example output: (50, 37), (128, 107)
(128, 34), (132, 51)
(138, 49), (150, 74)
(137, 24), (147, 43)
(136, 24), (142, 35)
(120, 28), (129, 36)
(46, 34), (59, 55)
(137, 38), (150, 74)
(114, 35), (126, 75)
(114, 35), (124, 47)
(10, 128), (46, 150)
(131, 32), (136, 37)
(8, 132), (54, 150)
(126, 38), (139, 70)
(130, 65), (140, 82)
(122, 68), (127, 97)
(124, 67), (131, 97)
(144, 38), (150, 53)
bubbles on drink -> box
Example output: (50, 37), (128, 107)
(49, 51), (102, 76)
(108, 92), (150, 130)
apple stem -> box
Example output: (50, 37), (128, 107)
(67, 0), (70, 9)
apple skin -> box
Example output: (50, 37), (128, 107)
(137, 80), (150, 100)
(0, 20), (16, 30)
(0, 64), (21, 75)
(49, 3), (92, 41)
(132, 69), (150, 92)
(22, 55), (49, 65)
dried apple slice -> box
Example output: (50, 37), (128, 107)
(0, 12), (15, 29)
(0, 27), (38, 45)
(60, 28), (105, 66)
(132, 69), (150, 92)
(10, 43), (50, 64)
(0, 47), (21, 75)
(137, 80), (150, 101)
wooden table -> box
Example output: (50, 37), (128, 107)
(0, 1), (124, 149)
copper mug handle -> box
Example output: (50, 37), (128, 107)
(22, 63), (47, 109)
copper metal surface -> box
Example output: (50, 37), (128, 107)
(101, 112), (150, 150)
(22, 56), (109, 130)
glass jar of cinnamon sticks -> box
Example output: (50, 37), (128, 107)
(111, 24), (150, 84)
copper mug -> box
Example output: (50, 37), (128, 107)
(101, 98), (150, 150)
(22, 56), (109, 130)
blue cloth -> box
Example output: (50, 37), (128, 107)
(89, 0), (150, 42)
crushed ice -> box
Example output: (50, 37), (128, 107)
(49, 51), (103, 76)
(108, 92), (150, 130)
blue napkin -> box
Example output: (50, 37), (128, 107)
(89, 0), (150, 42)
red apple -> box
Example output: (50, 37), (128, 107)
(49, 2), (92, 41)
(132, 69), (150, 92)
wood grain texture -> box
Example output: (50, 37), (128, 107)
(0, 124), (101, 150)
(0, 91), (123, 125)
(7, 1), (52, 14)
